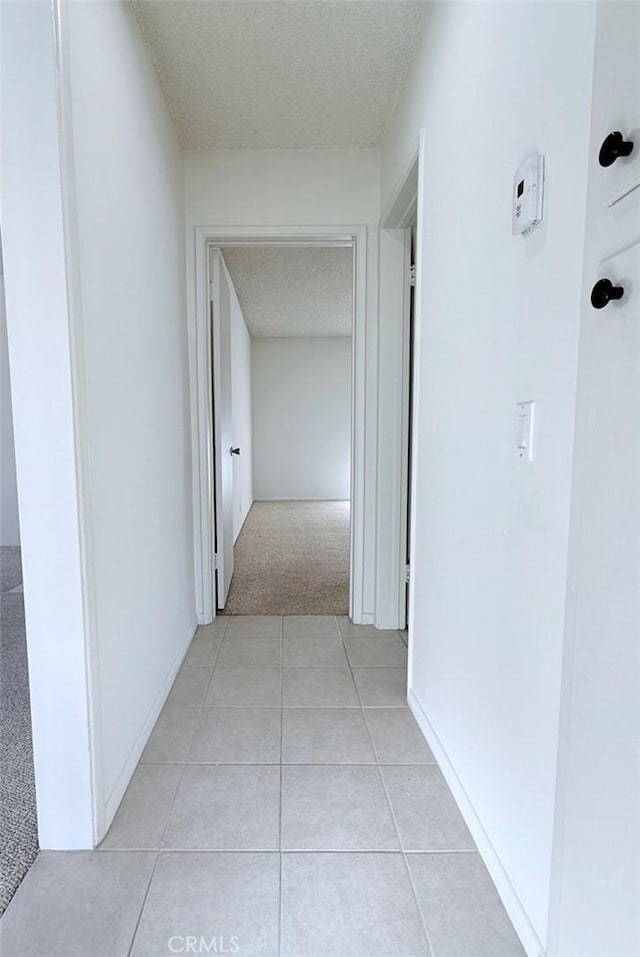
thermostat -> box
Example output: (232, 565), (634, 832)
(512, 155), (544, 236)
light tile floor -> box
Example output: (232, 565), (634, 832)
(0, 616), (526, 957)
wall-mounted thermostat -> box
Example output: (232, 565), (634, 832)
(512, 155), (545, 236)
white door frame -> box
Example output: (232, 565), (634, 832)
(190, 224), (368, 624)
(376, 139), (422, 630)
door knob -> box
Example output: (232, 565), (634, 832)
(230, 446), (241, 456)
(591, 278), (625, 309)
(599, 131), (634, 167)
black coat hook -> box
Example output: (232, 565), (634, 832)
(599, 131), (634, 168)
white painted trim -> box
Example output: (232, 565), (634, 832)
(408, 688), (545, 957)
(51, 0), (103, 845)
(189, 225), (368, 624)
(381, 136), (421, 230)
(406, 132), (426, 702)
(397, 227), (412, 627)
(375, 148), (419, 630)
(254, 497), (351, 502)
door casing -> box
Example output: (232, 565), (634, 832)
(190, 225), (367, 624)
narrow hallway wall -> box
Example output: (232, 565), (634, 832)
(381, 2), (597, 952)
(63, 0), (196, 833)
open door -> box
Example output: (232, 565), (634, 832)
(209, 247), (234, 608)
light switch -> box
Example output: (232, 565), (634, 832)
(515, 401), (535, 462)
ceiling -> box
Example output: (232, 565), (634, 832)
(131, 0), (430, 149)
(221, 246), (353, 338)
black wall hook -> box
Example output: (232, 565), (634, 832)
(591, 278), (625, 309)
(599, 131), (634, 167)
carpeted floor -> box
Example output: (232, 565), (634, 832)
(222, 500), (350, 616)
(0, 547), (38, 917)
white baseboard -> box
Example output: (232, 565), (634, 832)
(407, 687), (546, 957)
(98, 623), (197, 841)
(253, 497), (350, 503)
(233, 498), (254, 545)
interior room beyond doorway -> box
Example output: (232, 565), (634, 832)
(214, 244), (353, 617)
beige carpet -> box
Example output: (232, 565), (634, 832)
(222, 500), (350, 615)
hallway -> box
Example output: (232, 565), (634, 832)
(223, 503), (351, 616)
(0, 616), (524, 956)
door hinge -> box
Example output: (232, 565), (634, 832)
(213, 553), (219, 570)
(405, 563), (411, 584)
(409, 264), (416, 287)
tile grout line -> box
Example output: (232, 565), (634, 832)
(370, 729), (438, 957)
(125, 653), (207, 957)
(343, 628), (437, 957)
(156, 623), (220, 857)
(97, 846), (478, 855)
(125, 851), (160, 957)
(126, 618), (426, 957)
(125, 639), (207, 956)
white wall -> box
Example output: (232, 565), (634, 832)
(548, 5), (640, 955)
(1, 0), (94, 847)
(62, 0), (196, 833)
(252, 338), (351, 501)
(381, 3), (597, 953)
(222, 256), (253, 540)
(185, 149), (380, 619)
(0, 250), (20, 546)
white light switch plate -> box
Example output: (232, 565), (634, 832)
(516, 401), (535, 462)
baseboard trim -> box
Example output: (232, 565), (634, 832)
(253, 498), (350, 503)
(407, 687), (546, 957)
(233, 498), (254, 545)
(99, 623), (197, 841)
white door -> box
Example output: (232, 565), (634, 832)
(209, 247), (234, 608)
(551, 4), (640, 954)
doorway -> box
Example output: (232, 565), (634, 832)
(191, 227), (368, 625)
(211, 244), (353, 616)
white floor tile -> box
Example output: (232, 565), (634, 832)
(187, 707), (281, 763)
(408, 852), (526, 956)
(131, 852), (279, 957)
(365, 708), (436, 764)
(282, 852), (428, 956)
(0, 851), (155, 957)
(163, 765), (280, 850)
(283, 616), (340, 638)
(353, 667), (407, 707)
(283, 635), (348, 667)
(282, 765), (399, 850)
(382, 766), (475, 851)
(205, 667), (281, 707)
(217, 637), (281, 668)
(283, 667), (359, 707)
(282, 708), (375, 764)
(100, 765), (181, 849)
(225, 615), (282, 638)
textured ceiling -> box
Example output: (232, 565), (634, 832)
(131, 0), (430, 149)
(221, 246), (352, 338)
